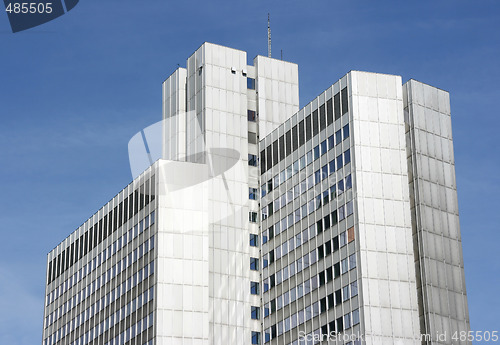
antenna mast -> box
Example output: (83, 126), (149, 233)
(268, 13), (271, 58)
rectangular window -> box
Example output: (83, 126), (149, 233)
(313, 145), (320, 160)
(342, 285), (350, 301)
(312, 110), (319, 136)
(327, 98), (333, 125)
(250, 258), (259, 270)
(285, 130), (291, 156)
(247, 78), (256, 90)
(320, 140), (327, 155)
(343, 124), (350, 139)
(344, 149), (351, 165)
(266, 145), (272, 171)
(249, 187), (257, 200)
(279, 135), (285, 161)
(248, 110), (257, 122)
(346, 174), (352, 190)
(299, 120), (305, 146)
(335, 129), (342, 145)
(248, 154), (258, 167)
(336, 154), (343, 171)
(341, 258), (349, 274)
(319, 104), (326, 130)
(341, 87), (348, 114)
(352, 309), (360, 325)
(272, 140), (279, 166)
(251, 281), (259, 295)
(351, 281), (358, 297)
(251, 306), (260, 320)
(305, 115), (312, 141)
(349, 253), (357, 269)
(329, 160), (335, 175)
(344, 313), (351, 329)
(292, 125), (299, 151)
(249, 212), (258, 223)
(252, 332), (260, 345)
(334, 92), (341, 120)
(248, 132), (257, 144)
(347, 226), (355, 243)
(250, 234), (258, 247)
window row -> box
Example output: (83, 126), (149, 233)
(264, 306), (359, 343)
(262, 172), (352, 222)
(260, 88), (348, 174)
(104, 312), (154, 345)
(278, 309), (360, 345)
(47, 211), (155, 307)
(264, 225), (355, 270)
(262, 199), (354, 248)
(45, 261), (154, 345)
(261, 125), (350, 197)
(45, 236), (155, 329)
(265, 279), (358, 320)
(48, 177), (155, 284)
(263, 249), (357, 295)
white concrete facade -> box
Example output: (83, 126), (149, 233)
(42, 44), (469, 345)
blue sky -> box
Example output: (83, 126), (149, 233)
(0, 0), (499, 343)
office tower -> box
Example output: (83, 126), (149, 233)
(42, 43), (470, 345)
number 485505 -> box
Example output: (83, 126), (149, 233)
(5, 2), (53, 14)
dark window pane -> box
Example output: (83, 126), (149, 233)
(320, 104), (326, 130)
(279, 135), (285, 161)
(285, 130), (291, 156)
(273, 140), (279, 166)
(341, 87), (348, 114)
(327, 98), (334, 125)
(247, 78), (256, 90)
(248, 110), (257, 122)
(266, 145), (272, 171)
(260, 150), (266, 174)
(305, 115), (312, 141)
(299, 120), (305, 146)
(292, 125), (299, 151)
(334, 92), (341, 120)
(312, 110), (319, 136)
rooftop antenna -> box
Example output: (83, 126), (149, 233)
(268, 13), (271, 58)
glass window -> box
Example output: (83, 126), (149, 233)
(352, 309), (360, 325)
(344, 313), (351, 329)
(346, 174), (352, 190)
(342, 285), (350, 301)
(249, 187), (257, 200)
(248, 132), (257, 144)
(346, 201), (353, 216)
(341, 258), (349, 274)
(261, 183), (266, 197)
(329, 160), (335, 175)
(343, 124), (350, 139)
(251, 281), (259, 295)
(249, 212), (258, 223)
(351, 281), (358, 297)
(247, 78), (256, 90)
(299, 155), (306, 170)
(335, 129), (342, 145)
(321, 165), (328, 181)
(306, 150), (313, 165)
(251, 306), (260, 319)
(313, 145), (320, 160)
(344, 149), (351, 165)
(248, 154), (258, 167)
(349, 253), (357, 269)
(338, 180), (344, 195)
(336, 154), (343, 171)
(328, 134), (335, 150)
(250, 234), (258, 247)
(250, 257), (259, 270)
(320, 140), (327, 155)
(252, 332), (260, 345)
(248, 110), (257, 122)
(292, 160), (299, 174)
(262, 229), (268, 244)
